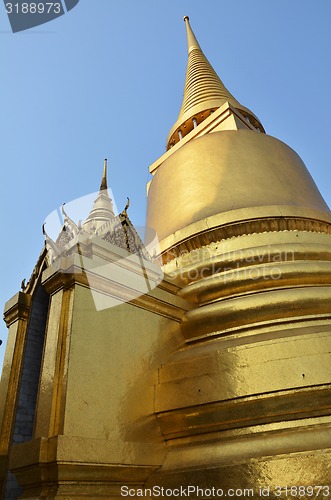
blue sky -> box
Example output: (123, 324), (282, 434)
(0, 0), (330, 369)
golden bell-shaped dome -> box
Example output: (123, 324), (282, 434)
(147, 130), (331, 251)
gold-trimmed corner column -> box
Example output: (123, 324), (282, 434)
(0, 292), (31, 497)
(33, 259), (76, 439)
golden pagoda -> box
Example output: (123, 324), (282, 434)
(145, 15), (331, 493)
(0, 16), (330, 499)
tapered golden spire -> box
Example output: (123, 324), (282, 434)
(167, 16), (264, 148)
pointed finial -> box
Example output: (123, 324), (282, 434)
(100, 158), (108, 191)
(183, 15), (201, 53)
(42, 222), (49, 238)
(61, 203), (67, 218)
(124, 197), (130, 213)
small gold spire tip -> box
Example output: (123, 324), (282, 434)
(100, 158), (108, 191)
(183, 15), (201, 54)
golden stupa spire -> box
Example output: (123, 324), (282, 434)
(167, 16), (264, 148)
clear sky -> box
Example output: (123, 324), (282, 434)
(0, 0), (330, 369)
